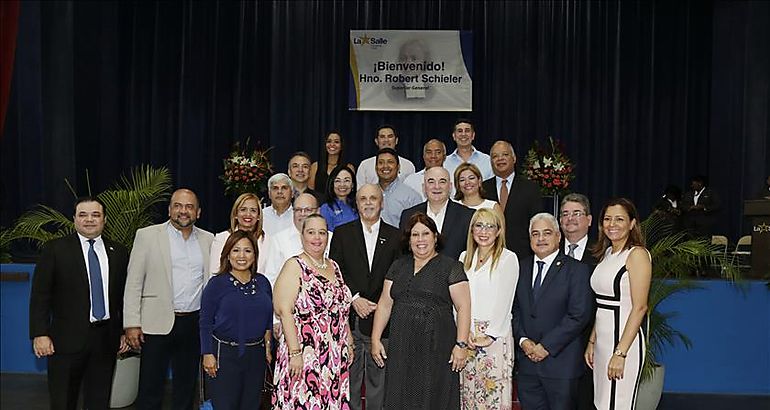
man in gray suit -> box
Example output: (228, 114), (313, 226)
(123, 188), (214, 410)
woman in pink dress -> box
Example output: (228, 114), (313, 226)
(272, 214), (353, 409)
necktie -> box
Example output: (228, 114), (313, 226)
(533, 260), (545, 298)
(499, 178), (509, 209)
(568, 243), (578, 258)
(87, 239), (106, 320)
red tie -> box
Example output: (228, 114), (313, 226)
(500, 179), (509, 209)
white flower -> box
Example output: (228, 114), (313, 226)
(553, 162), (564, 171)
(543, 157), (553, 167)
(531, 161), (540, 170)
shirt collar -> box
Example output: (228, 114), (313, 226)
(449, 146), (479, 158)
(566, 235), (589, 250)
(166, 221), (197, 239)
(496, 171), (516, 183)
(362, 219), (381, 234)
(77, 232), (102, 245)
(535, 249), (559, 265)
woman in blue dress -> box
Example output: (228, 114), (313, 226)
(319, 165), (359, 231)
(200, 230), (273, 409)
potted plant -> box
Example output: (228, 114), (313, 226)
(635, 213), (739, 409)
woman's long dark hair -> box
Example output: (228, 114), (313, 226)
(591, 197), (646, 261)
(324, 165), (357, 212)
(317, 131), (347, 183)
(217, 230), (258, 275)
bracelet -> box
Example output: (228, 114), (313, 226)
(455, 341), (469, 349)
(613, 349), (627, 358)
(588, 340), (596, 344)
(288, 350), (302, 358)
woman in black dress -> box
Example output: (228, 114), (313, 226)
(370, 212), (472, 409)
(308, 131), (355, 195)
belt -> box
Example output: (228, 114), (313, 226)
(213, 335), (264, 347)
(89, 319), (110, 328)
(174, 310), (199, 317)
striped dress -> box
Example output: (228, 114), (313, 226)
(591, 247), (649, 410)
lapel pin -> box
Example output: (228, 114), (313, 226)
(109, 246), (114, 251)
(556, 261), (562, 267)
(379, 237), (386, 244)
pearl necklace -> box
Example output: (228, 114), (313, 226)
(303, 251), (328, 269)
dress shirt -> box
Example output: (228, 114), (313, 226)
(425, 200), (449, 233)
(356, 155), (416, 188)
(167, 223), (205, 312)
(667, 198), (678, 209)
(77, 233), (110, 322)
(262, 205), (294, 236)
(443, 147), (494, 181)
(495, 171), (516, 201)
(362, 219), (381, 270)
(404, 169), (456, 201)
(563, 235), (589, 261)
(693, 188), (705, 206)
(460, 248), (519, 339)
(519, 250), (560, 346)
(380, 178), (423, 227)
(319, 199), (359, 232)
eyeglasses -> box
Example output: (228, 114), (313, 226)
(560, 210), (586, 218)
(294, 207), (317, 215)
(472, 222), (498, 232)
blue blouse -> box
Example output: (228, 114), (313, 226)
(199, 272), (272, 356)
(319, 199), (358, 231)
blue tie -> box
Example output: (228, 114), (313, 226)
(88, 239), (106, 320)
(533, 261), (545, 299)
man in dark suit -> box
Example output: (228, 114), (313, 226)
(399, 166), (474, 259)
(329, 184), (401, 410)
(681, 175), (721, 239)
(558, 193), (597, 410)
(512, 213), (593, 410)
(30, 197), (130, 410)
(482, 140), (542, 259)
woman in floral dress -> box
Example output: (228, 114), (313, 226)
(272, 214), (353, 409)
(459, 208), (519, 409)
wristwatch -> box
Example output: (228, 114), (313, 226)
(455, 341), (469, 349)
(613, 349), (627, 358)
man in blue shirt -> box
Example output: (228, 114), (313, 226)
(443, 119), (493, 180)
(376, 147), (422, 227)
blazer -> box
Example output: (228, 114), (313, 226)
(512, 252), (593, 379)
(329, 219), (401, 337)
(482, 175), (542, 260)
(123, 222), (214, 335)
(560, 235), (599, 268)
(399, 200), (474, 260)
(29, 234), (129, 354)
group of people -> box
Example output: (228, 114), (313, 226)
(29, 119), (652, 410)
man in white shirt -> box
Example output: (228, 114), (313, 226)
(400, 166), (474, 259)
(512, 213), (592, 410)
(443, 119), (493, 180)
(262, 173), (294, 236)
(357, 125), (416, 188)
(404, 138), (454, 201)
(559, 193), (597, 266)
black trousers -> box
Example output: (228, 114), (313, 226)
(517, 374), (579, 410)
(137, 313), (200, 410)
(576, 369), (595, 410)
(208, 339), (267, 410)
(47, 321), (116, 410)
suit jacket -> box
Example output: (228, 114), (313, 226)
(680, 187), (720, 236)
(511, 252), (593, 379)
(560, 235), (599, 268)
(482, 175), (542, 260)
(123, 222), (214, 335)
(29, 234), (129, 354)
(399, 200), (474, 260)
(329, 219), (401, 337)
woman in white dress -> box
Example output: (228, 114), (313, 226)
(459, 208), (518, 410)
(209, 193), (269, 274)
(453, 163), (503, 213)
(585, 198), (651, 410)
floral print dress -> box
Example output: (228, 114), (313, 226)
(272, 256), (352, 409)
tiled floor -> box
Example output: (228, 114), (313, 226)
(2, 373), (768, 409)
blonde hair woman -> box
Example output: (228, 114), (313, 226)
(459, 208), (519, 410)
(209, 193), (268, 274)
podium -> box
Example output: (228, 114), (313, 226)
(744, 200), (770, 276)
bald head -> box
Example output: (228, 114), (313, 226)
(490, 140), (516, 178)
(168, 188), (201, 231)
(424, 166), (451, 205)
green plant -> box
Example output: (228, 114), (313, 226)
(639, 212), (739, 381)
(2, 165), (172, 253)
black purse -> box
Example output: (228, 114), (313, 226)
(260, 360), (276, 409)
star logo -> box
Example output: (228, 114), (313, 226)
(360, 34), (370, 45)
(755, 223), (770, 233)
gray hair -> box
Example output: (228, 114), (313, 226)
(529, 212), (560, 233)
(492, 140), (517, 157)
(423, 139), (447, 153)
(560, 193), (591, 216)
(268, 173), (291, 189)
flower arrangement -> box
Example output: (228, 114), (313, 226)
(523, 136), (575, 196)
(220, 140), (273, 196)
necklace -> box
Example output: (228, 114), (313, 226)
(303, 251), (328, 269)
(477, 249), (493, 264)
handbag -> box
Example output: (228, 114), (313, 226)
(260, 359), (276, 410)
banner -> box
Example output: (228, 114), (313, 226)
(349, 30), (473, 111)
